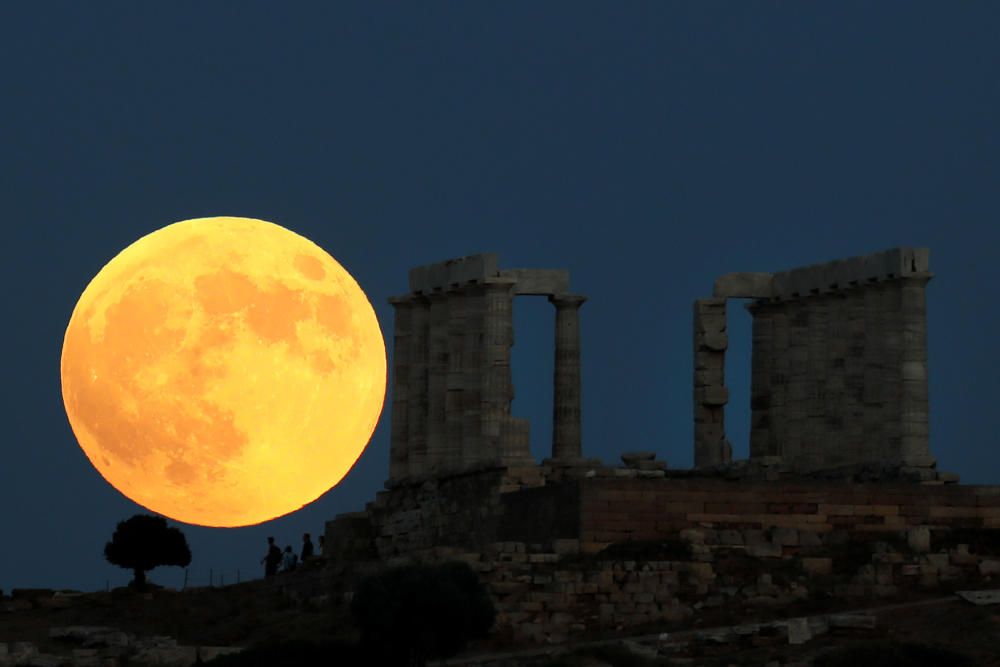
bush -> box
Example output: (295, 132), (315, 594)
(351, 560), (496, 666)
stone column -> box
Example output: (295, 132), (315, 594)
(461, 285), (486, 467)
(844, 285), (867, 462)
(804, 294), (828, 470)
(425, 291), (449, 472)
(769, 306), (790, 458)
(550, 294), (587, 461)
(746, 300), (773, 459)
(693, 298), (730, 467)
(387, 296), (413, 481)
(783, 299), (809, 467)
(445, 288), (466, 469)
(899, 272), (935, 467)
(481, 279), (517, 463)
(406, 296), (430, 476)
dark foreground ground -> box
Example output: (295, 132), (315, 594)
(3, 583), (999, 666)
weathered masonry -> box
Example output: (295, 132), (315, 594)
(694, 247), (934, 473)
(387, 254), (587, 481)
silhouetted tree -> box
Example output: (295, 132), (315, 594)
(351, 561), (495, 666)
(104, 514), (191, 589)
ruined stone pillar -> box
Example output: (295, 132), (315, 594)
(693, 298), (731, 467)
(406, 296), (430, 476)
(387, 296), (413, 481)
(899, 272), (934, 467)
(425, 292), (449, 471)
(481, 278), (517, 463)
(550, 294), (587, 461)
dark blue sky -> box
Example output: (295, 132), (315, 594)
(2, 2), (998, 592)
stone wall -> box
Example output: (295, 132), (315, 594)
(324, 468), (1000, 645)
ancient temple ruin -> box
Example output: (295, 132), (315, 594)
(386, 254), (586, 481)
(694, 247), (934, 473)
(315, 245), (993, 649)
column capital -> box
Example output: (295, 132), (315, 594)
(549, 293), (587, 308)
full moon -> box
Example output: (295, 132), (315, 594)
(60, 216), (387, 527)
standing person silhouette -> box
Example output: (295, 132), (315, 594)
(281, 545), (298, 572)
(301, 533), (314, 562)
(261, 537), (282, 578)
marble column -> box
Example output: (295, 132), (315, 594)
(481, 279), (517, 463)
(445, 288), (466, 469)
(406, 295), (430, 476)
(550, 294), (586, 461)
(899, 272), (935, 467)
(387, 296), (413, 481)
(460, 285), (486, 467)
(746, 300), (773, 459)
(425, 291), (449, 471)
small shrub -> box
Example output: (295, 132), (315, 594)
(351, 560), (496, 666)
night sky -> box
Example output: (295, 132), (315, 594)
(3, 2), (999, 593)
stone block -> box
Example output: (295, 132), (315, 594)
(802, 557), (833, 576)
(621, 451), (656, 466)
(713, 272), (774, 298)
(979, 559), (1000, 576)
(787, 617), (812, 645)
(772, 527), (799, 546)
(696, 386), (729, 406)
(906, 527), (930, 554)
(702, 331), (729, 351)
(502, 268), (570, 295)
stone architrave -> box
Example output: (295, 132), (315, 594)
(550, 294), (586, 461)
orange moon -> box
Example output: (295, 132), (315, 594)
(60, 216), (387, 527)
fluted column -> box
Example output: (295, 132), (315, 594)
(406, 295), (430, 476)
(550, 294), (586, 461)
(444, 288), (466, 470)
(481, 278), (517, 463)
(899, 272), (934, 467)
(425, 291), (449, 471)
(387, 296), (413, 481)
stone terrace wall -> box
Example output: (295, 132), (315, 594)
(325, 471), (1000, 645)
(578, 478), (999, 553)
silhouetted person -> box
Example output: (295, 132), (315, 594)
(281, 545), (298, 572)
(261, 536), (281, 578)
(301, 533), (314, 561)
